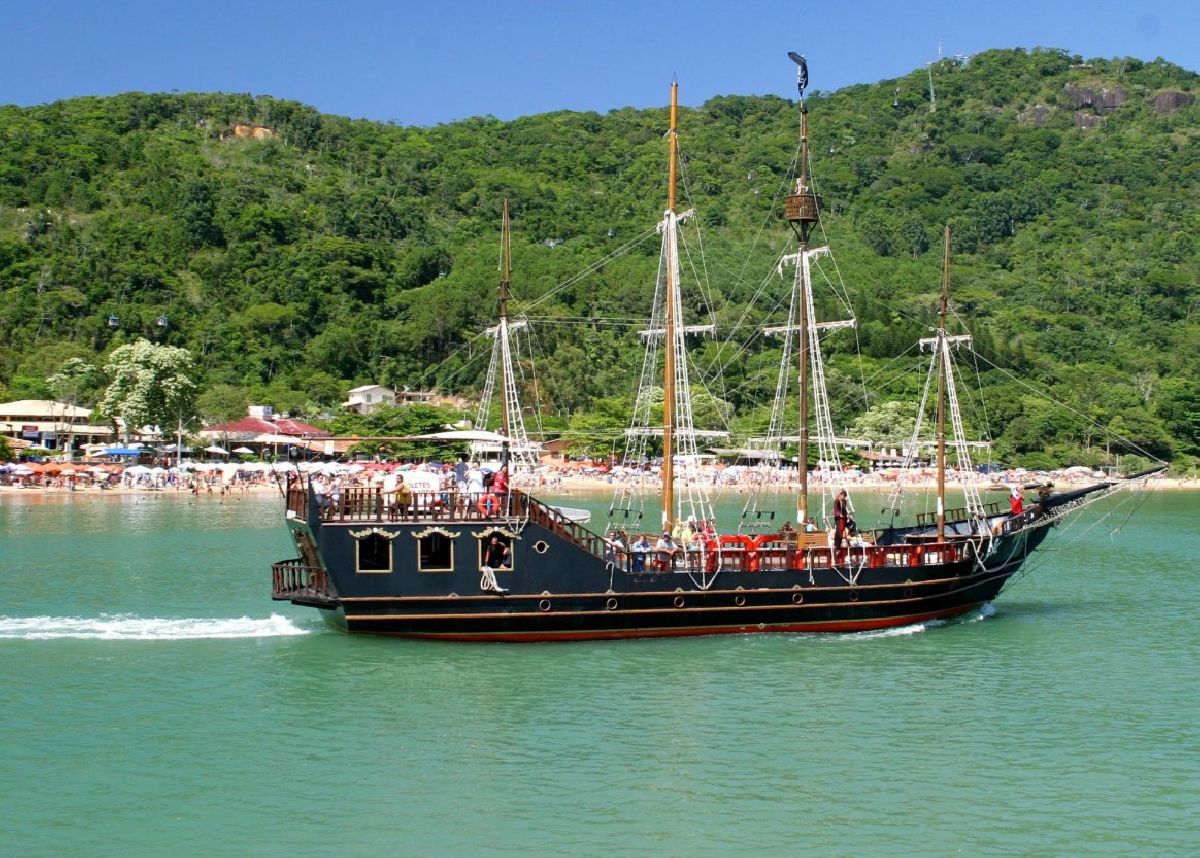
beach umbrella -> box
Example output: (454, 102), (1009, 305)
(125, 464), (152, 475)
(205, 445), (230, 455)
(11, 464), (33, 475)
(232, 447), (255, 455)
(60, 468), (78, 476)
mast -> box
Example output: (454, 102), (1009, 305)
(499, 199), (512, 438)
(936, 225), (950, 542)
(475, 200), (533, 469)
(785, 53), (819, 526)
(661, 80), (679, 528)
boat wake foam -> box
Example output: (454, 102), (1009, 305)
(0, 613), (310, 640)
(826, 602), (997, 641)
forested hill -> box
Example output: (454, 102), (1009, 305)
(0, 47), (1197, 467)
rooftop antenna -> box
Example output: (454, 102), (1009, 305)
(925, 57), (938, 113)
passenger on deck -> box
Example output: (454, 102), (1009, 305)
(682, 517), (700, 549)
(655, 531), (678, 571)
(329, 478), (343, 519)
(382, 471), (399, 514)
(466, 461), (485, 498)
(605, 530), (627, 566)
(834, 489), (849, 550)
(395, 475), (413, 520)
(313, 475), (331, 519)
(630, 534), (651, 572)
(1009, 485), (1024, 516)
(492, 464), (509, 514)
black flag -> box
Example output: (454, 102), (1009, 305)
(788, 51), (808, 96)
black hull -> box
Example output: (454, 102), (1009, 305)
(325, 572), (1007, 641)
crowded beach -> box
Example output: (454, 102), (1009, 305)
(1, 457), (1194, 498)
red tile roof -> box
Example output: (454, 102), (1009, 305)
(203, 416), (331, 437)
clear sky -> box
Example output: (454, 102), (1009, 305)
(4, 0), (1196, 126)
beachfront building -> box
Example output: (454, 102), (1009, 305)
(343, 384), (397, 415)
(199, 411), (331, 457)
(0, 399), (115, 454)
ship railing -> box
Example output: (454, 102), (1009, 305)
(317, 487), (541, 526)
(713, 539), (967, 573)
(285, 479), (308, 519)
(271, 559), (336, 602)
(511, 490), (608, 559)
(916, 502), (1002, 526)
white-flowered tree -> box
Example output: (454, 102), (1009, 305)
(100, 339), (197, 443)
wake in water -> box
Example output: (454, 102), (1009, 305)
(822, 602), (998, 641)
(0, 613), (311, 640)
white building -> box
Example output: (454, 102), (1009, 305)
(343, 384), (397, 415)
(0, 399), (115, 453)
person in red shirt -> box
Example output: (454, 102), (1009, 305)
(1009, 485), (1024, 516)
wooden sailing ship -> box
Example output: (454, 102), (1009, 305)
(271, 58), (1161, 640)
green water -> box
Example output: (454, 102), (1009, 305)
(2, 490), (1197, 855)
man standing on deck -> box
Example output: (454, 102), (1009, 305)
(833, 489), (849, 551)
(492, 464), (509, 514)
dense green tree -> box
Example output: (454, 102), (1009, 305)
(197, 383), (249, 424)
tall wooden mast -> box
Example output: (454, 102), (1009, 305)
(498, 199), (513, 437)
(785, 53), (820, 527)
(936, 225), (950, 542)
(661, 80), (679, 529)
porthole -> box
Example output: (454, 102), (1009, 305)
(606, 598), (618, 611)
(673, 596), (685, 608)
(792, 592), (804, 605)
(734, 595), (746, 607)
(903, 588), (914, 599)
(534, 540), (550, 555)
(538, 599), (551, 612)
(849, 590), (859, 602)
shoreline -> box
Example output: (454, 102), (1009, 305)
(3, 473), (1197, 501)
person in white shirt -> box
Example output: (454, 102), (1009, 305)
(466, 462), (485, 497)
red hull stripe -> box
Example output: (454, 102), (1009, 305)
(349, 603), (982, 642)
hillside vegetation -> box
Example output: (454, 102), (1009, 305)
(0, 48), (1196, 467)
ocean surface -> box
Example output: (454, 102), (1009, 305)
(2, 487), (1197, 856)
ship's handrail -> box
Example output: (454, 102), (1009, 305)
(286, 481), (307, 519)
(271, 559), (336, 601)
(317, 486), (521, 524)
(512, 490), (608, 559)
(915, 502), (1002, 525)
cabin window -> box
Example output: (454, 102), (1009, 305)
(480, 533), (514, 571)
(886, 551), (909, 567)
(418, 532), (454, 572)
(356, 533), (392, 573)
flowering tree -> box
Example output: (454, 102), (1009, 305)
(100, 339), (197, 443)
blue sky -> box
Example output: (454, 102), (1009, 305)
(4, 0), (1196, 125)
